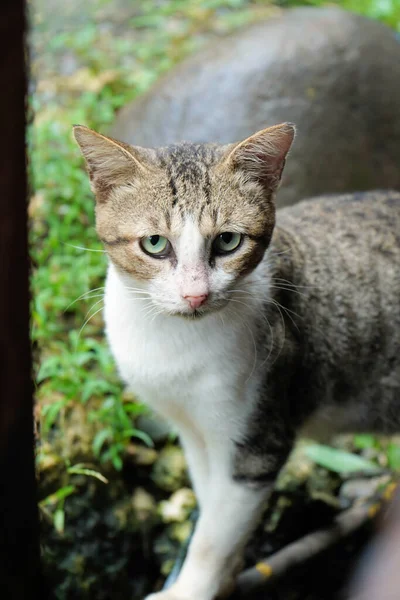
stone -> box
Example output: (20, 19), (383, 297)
(131, 487), (157, 524)
(126, 443), (158, 466)
(151, 445), (189, 492)
(112, 7), (400, 207)
(159, 488), (196, 523)
(136, 413), (172, 444)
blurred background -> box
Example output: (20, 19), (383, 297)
(29, 1), (400, 599)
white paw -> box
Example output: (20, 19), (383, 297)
(145, 582), (211, 600)
(144, 577), (236, 600)
(145, 585), (187, 600)
(145, 590), (184, 600)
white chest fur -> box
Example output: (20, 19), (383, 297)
(104, 263), (264, 435)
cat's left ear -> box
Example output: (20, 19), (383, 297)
(224, 123), (295, 195)
(73, 125), (150, 197)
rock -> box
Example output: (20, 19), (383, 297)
(127, 443), (158, 466)
(112, 7), (400, 207)
(151, 445), (189, 492)
(132, 487), (157, 524)
(136, 413), (172, 444)
(159, 488), (196, 523)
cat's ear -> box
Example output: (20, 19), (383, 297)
(224, 123), (295, 195)
(73, 125), (148, 193)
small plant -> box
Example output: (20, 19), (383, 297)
(39, 462), (108, 534)
(90, 397), (153, 471)
(37, 332), (122, 432)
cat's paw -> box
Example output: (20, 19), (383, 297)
(144, 589), (185, 600)
(144, 576), (237, 600)
(144, 583), (212, 600)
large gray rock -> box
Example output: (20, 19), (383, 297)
(112, 7), (400, 207)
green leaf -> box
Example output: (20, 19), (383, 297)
(353, 434), (378, 450)
(122, 427), (154, 448)
(54, 508), (65, 534)
(123, 402), (148, 416)
(41, 400), (66, 431)
(305, 443), (379, 474)
(81, 379), (113, 403)
(111, 454), (123, 471)
(92, 428), (112, 457)
(40, 485), (76, 507)
(37, 356), (62, 382)
(387, 443), (400, 471)
(67, 465), (108, 484)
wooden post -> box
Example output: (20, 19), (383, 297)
(0, 1), (47, 597)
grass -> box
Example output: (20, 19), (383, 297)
(31, 0), (400, 476)
(31, 0), (273, 472)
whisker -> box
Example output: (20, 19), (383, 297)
(226, 303), (258, 382)
(270, 247), (292, 257)
(78, 306), (104, 338)
(149, 307), (164, 324)
(272, 277), (322, 291)
(268, 285), (308, 299)
(141, 304), (161, 320)
(64, 243), (106, 253)
(264, 300), (286, 365)
(125, 290), (153, 299)
(228, 291), (288, 371)
(268, 298), (300, 332)
(124, 287), (152, 294)
(227, 298), (276, 377)
(64, 287), (105, 312)
(83, 297), (104, 321)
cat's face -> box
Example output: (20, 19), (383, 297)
(74, 124), (294, 317)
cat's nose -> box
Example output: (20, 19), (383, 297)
(184, 294), (208, 309)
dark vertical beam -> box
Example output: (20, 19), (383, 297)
(0, 1), (46, 598)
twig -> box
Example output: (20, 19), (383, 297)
(233, 500), (380, 598)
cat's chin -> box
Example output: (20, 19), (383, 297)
(171, 308), (210, 320)
(178, 310), (208, 320)
(172, 302), (226, 320)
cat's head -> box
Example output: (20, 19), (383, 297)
(73, 123), (295, 318)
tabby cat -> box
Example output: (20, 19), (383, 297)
(74, 122), (400, 600)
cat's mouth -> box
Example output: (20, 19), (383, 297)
(172, 307), (209, 320)
(174, 300), (227, 319)
(180, 309), (206, 319)
(146, 294), (230, 319)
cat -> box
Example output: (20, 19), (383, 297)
(73, 122), (400, 600)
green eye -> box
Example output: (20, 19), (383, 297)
(213, 232), (242, 254)
(141, 235), (170, 257)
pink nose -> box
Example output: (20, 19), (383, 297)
(184, 294), (208, 310)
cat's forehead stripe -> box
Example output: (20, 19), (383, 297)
(156, 143), (219, 218)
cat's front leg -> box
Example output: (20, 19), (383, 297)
(179, 428), (208, 510)
(144, 444), (276, 600)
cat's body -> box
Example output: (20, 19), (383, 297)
(106, 190), (400, 489)
(74, 123), (400, 600)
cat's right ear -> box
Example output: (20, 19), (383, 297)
(223, 123), (295, 197)
(73, 125), (148, 196)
